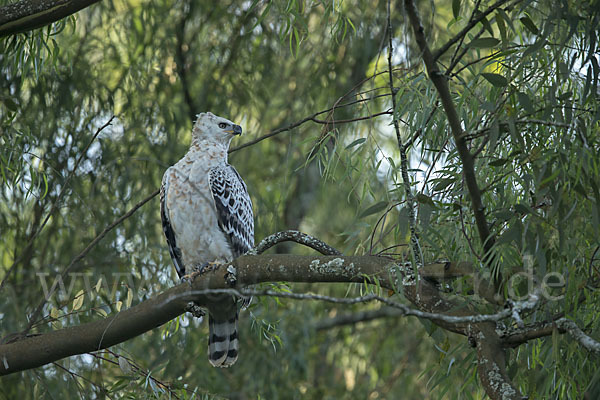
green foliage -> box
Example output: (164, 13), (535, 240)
(1, 0), (599, 398)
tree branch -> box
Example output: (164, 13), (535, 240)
(501, 321), (560, 347)
(0, 0), (101, 37)
(0, 254), (472, 376)
(475, 323), (522, 400)
(433, 0), (516, 61)
(402, 4), (522, 396)
(403, 0), (496, 268)
(249, 230), (342, 255)
(5, 249), (586, 388)
(555, 318), (600, 354)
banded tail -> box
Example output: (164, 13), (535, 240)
(208, 304), (239, 368)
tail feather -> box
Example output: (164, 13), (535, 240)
(208, 310), (239, 367)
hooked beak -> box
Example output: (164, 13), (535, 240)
(225, 125), (243, 135)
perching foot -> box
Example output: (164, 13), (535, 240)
(185, 302), (206, 320)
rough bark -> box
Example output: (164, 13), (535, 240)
(402, 1), (521, 397)
(0, 0), (100, 37)
(0, 255), (389, 375)
(0, 255), (471, 376)
(0, 252), (594, 400)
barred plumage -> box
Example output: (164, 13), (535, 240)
(160, 112), (254, 368)
(209, 165), (254, 258)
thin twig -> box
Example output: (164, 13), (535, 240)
(446, 0), (483, 74)
(404, 0), (495, 266)
(52, 362), (110, 396)
(433, 0), (517, 61)
(230, 68), (403, 154)
(89, 351), (182, 398)
(22, 188), (160, 335)
(0, 116), (115, 292)
(369, 201), (405, 254)
(450, 49), (504, 78)
(404, 101), (438, 149)
(444, 23), (486, 76)
(178, 287), (540, 326)
(230, 110), (392, 153)
(417, 135), (450, 197)
(386, 0), (422, 266)
(374, 243), (408, 257)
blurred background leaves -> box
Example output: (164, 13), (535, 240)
(1, 0), (599, 398)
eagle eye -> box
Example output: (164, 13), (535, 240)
(218, 122), (228, 129)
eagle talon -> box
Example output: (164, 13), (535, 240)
(192, 262), (210, 274)
(185, 302), (206, 320)
(205, 261), (222, 272)
(180, 274), (194, 286)
(180, 262), (224, 285)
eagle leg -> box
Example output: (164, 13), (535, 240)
(180, 262), (209, 285)
(181, 262), (212, 320)
(180, 261), (224, 285)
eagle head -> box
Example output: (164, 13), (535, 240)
(193, 112), (243, 146)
